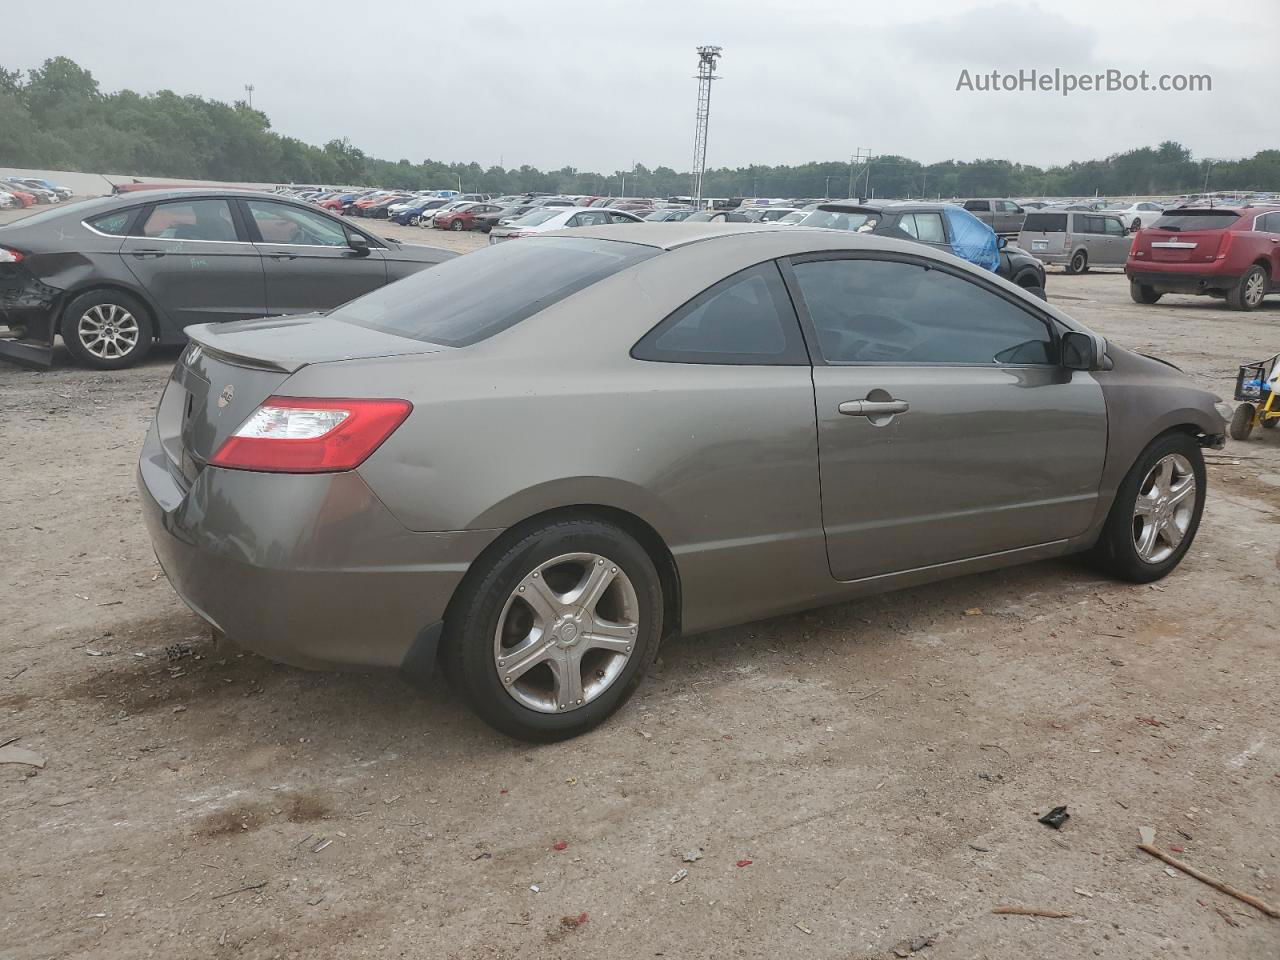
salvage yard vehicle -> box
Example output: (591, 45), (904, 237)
(1126, 206), (1280, 311)
(961, 198), (1026, 236)
(1018, 210), (1133, 274)
(812, 201), (1047, 296)
(487, 206), (644, 242)
(0, 189), (453, 370)
(138, 222), (1225, 741)
(1103, 200), (1165, 231)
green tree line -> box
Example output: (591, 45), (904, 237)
(2, 57), (1277, 199)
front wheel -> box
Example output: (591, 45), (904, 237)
(61, 290), (153, 370)
(1090, 433), (1205, 583)
(1230, 403), (1256, 440)
(450, 219), (465, 231)
(442, 518), (664, 741)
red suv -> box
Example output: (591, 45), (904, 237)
(1126, 205), (1280, 311)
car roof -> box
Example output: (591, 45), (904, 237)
(541, 222), (867, 250)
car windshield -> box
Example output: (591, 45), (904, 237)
(1022, 212), (1069, 232)
(1150, 210), (1241, 230)
(332, 237), (658, 347)
(509, 209), (563, 226)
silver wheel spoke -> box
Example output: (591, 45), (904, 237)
(519, 575), (565, 623)
(1160, 516), (1184, 548)
(570, 561), (616, 613)
(550, 652), (585, 709)
(1134, 492), (1158, 517)
(1132, 453), (1195, 564)
(500, 636), (553, 684)
(1166, 479), (1194, 508)
(583, 624), (633, 655)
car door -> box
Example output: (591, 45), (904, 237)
(890, 211), (950, 257)
(240, 198), (388, 316)
(1101, 215), (1130, 264)
(118, 197), (266, 331)
(786, 253), (1107, 581)
(997, 200), (1024, 235)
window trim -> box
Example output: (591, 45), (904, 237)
(780, 250), (1062, 368)
(83, 205), (146, 238)
(630, 260), (811, 366)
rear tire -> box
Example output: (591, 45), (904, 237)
(1229, 403), (1256, 440)
(1065, 250), (1089, 275)
(1226, 264), (1267, 311)
(1129, 282), (1162, 304)
(1131, 218), (1143, 230)
(442, 517), (664, 741)
(61, 289), (153, 370)
(1090, 433), (1205, 583)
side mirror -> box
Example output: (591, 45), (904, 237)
(347, 233), (370, 256)
(997, 235), (1008, 249)
(1062, 330), (1104, 371)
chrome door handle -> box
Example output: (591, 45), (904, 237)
(838, 399), (910, 417)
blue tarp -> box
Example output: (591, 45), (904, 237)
(942, 206), (1001, 273)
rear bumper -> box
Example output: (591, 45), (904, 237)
(1125, 267), (1239, 292)
(138, 422), (500, 674)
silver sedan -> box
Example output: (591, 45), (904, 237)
(139, 224), (1225, 740)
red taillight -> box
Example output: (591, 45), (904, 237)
(1215, 230), (1233, 260)
(209, 396), (411, 473)
(0, 246), (24, 263)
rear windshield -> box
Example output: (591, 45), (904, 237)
(1022, 213), (1068, 232)
(510, 209), (563, 226)
(1149, 210), (1241, 231)
(332, 236), (657, 347)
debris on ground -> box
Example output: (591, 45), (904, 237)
(736, 859), (753, 867)
(669, 868), (688, 884)
(892, 933), (937, 956)
(794, 920), (813, 935)
(211, 880), (267, 899)
(964, 608), (983, 616)
(552, 841), (568, 851)
(682, 848), (704, 863)
(1038, 806), (1069, 829)
(1073, 888), (1094, 898)
(559, 912), (588, 929)
(1137, 839), (1280, 918)
(992, 906), (1073, 918)
(0, 745), (46, 768)
(165, 642), (193, 661)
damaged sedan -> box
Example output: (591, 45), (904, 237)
(0, 190), (453, 370)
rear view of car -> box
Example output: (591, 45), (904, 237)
(1126, 207), (1280, 311)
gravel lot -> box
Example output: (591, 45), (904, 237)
(1, 205), (1278, 959)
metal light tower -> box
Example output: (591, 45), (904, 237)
(244, 83), (255, 108)
(690, 45), (722, 209)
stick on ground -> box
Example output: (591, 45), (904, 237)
(1138, 844), (1280, 919)
(992, 906), (1073, 918)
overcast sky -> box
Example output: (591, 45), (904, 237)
(12, 0), (1277, 172)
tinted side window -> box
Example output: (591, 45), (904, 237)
(964, 200), (991, 212)
(141, 199), (238, 241)
(245, 200), (349, 246)
(632, 262), (806, 365)
(1103, 217), (1125, 236)
(791, 257), (1056, 366)
(87, 210), (133, 236)
(911, 212), (945, 243)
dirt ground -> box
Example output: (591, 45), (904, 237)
(1, 207), (1278, 960)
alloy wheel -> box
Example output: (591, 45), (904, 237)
(1131, 453), (1196, 564)
(77, 304), (140, 359)
(493, 552), (640, 713)
(1245, 269), (1265, 307)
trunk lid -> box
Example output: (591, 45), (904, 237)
(156, 314), (442, 481)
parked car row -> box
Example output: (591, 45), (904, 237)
(1, 176), (73, 208)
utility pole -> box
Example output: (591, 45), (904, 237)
(244, 83), (255, 108)
(690, 45), (723, 209)
(848, 147), (870, 200)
